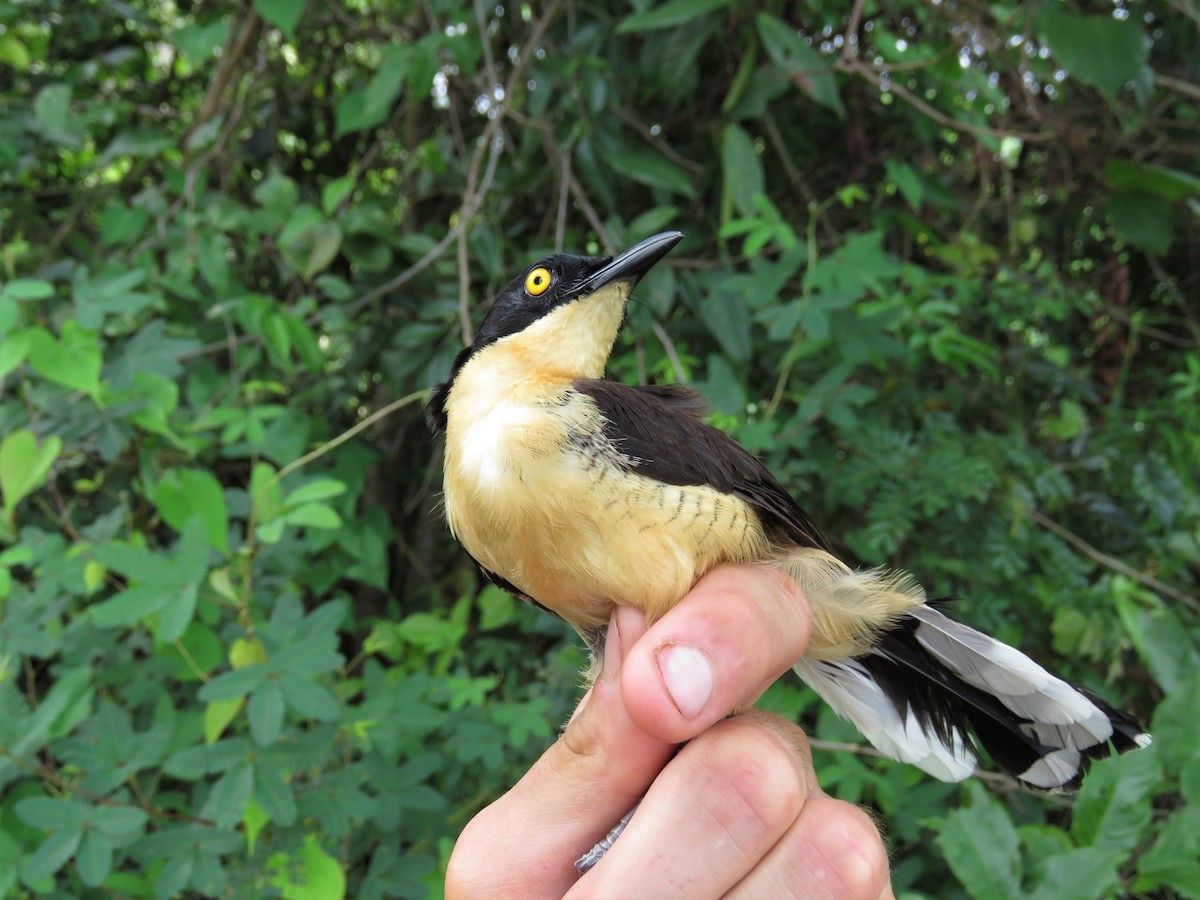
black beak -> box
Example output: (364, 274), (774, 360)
(583, 231), (684, 293)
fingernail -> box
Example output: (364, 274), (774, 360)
(656, 642), (714, 719)
(602, 610), (623, 679)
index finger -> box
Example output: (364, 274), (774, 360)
(619, 563), (812, 744)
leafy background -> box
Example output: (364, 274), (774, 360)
(1, 0), (1198, 897)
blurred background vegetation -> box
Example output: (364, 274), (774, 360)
(0, 0), (1197, 896)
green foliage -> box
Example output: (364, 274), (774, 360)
(1, 0), (1196, 896)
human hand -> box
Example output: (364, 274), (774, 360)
(445, 564), (894, 899)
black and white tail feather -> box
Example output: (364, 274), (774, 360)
(794, 603), (1150, 791)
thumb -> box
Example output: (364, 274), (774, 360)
(447, 610), (674, 898)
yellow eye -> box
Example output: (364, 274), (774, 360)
(525, 266), (552, 296)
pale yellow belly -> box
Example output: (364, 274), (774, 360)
(444, 432), (768, 628)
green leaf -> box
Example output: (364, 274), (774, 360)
(0, 430), (62, 519)
(617, 0), (731, 32)
(248, 679), (284, 746)
(1037, 7), (1149, 100)
(721, 124), (764, 218)
(17, 797), (91, 831)
(75, 829), (113, 887)
(1150, 671), (1200, 777)
(279, 673), (340, 720)
(26, 321), (103, 396)
(755, 14), (844, 115)
(1072, 747), (1161, 855)
(605, 148), (695, 198)
(22, 829), (81, 881)
(267, 834), (347, 900)
(885, 159), (925, 211)
(1136, 806), (1200, 897)
(173, 18), (230, 63)
(200, 665), (269, 701)
(0, 33), (31, 70)
(1109, 189), (1174, 255)
(155, 853), (195, 900)
(477, 585), (516, 631)
(934, 783), (1022, 900)
(700, 287), (751, 361)
(154, 469), (231, 554)
(1106, 160), (1200, 200)
(335, 44), (409, 137)
(322, 175), (356, 215)
(284, 478), (348, 508)
(1, 279), (54, 301)
(255, 766), (298, 825)
(254, 0), (306, 36)
(1027, 847), (1119, 900)
(282, 503), (342, 529)
(0, 330), (32, 381)
(203, 760), (254, 828)
(33, 83), (72, 138)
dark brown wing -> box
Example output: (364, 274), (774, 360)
(575, 379), (834, 553)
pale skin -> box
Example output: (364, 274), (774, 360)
(445, 565), (896, 899)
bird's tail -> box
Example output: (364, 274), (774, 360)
(792, 601), (1150, 791)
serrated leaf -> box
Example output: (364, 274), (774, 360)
(935, 783), (1021, 900)
(1151, 671), (1200, 776)
(1072, 747), (1161, 854)
(1027, 847), (1119, 900)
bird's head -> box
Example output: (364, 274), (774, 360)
(428, 231), (683, 431)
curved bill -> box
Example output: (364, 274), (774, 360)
(583, 231), (684, 292)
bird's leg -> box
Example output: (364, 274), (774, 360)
(575, 800), (640, 874)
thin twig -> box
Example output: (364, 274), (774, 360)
(1028, 509), (1199, 612)
(650, 321), (687, 383)
(1155, 73), (1200, 101)
(837, 57), (1051, 143)
(0, 746), (216, 825)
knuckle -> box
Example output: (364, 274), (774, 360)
(691, 721), (807, 836)
(810, 802), (890, 899)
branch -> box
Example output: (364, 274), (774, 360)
(188, 6), (261, 150)
(1028, 509), (1199, 612)
(836, 57), (1052, 143)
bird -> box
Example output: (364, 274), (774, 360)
(426, 229), (1149, 798)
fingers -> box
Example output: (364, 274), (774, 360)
(446, 610), (674, 899)
(620, 563), (812, 744)
(726, 795), (891, 900)
(569, 710), (890, 900)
